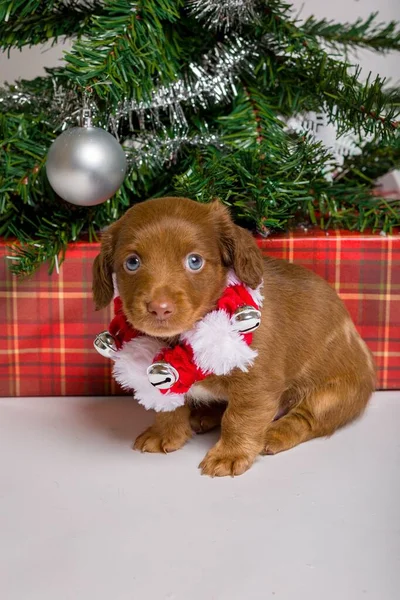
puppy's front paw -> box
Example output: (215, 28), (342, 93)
(133, 426), (190, 454)
(199, 444), (255, 477)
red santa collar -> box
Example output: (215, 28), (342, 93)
(94, 271), (263, 412)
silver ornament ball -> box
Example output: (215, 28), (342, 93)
(46, 126), (127, 206)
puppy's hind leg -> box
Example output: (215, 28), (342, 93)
(189, 401), (227, 434)
(262, 379), (373, 456)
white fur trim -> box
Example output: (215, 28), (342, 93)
(226, 270), (264, 308)
(186, 383), (221, 404)
(247, 281), (264, 308)
(113, 337), (185, 412)
(181, 309), (258, 376)
(226, 270), (241, 288)
(112, 273), (119, 299)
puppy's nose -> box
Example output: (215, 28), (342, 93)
(147, 299), (175, 320)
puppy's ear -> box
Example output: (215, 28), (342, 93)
(211, 201), (263, 289)
(92, 224), (118, 310)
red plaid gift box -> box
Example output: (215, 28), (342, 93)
(1, 228), (399, 396)
(0, 242), (116, 397)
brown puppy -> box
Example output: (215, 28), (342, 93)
(93, 197), (376, 477)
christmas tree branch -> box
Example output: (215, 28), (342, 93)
(214, 87), (285, 148)
(309, 61), (400, 138)
(335, 136), (400, 186)
(1, 0), (400, 275)
(173, 135), (332, 231)
(256, 42), (400, 139)
(174, 141), (400, 234)
(302, 13), (400, 54)
(231, 3), (400, 139)
(0, 0), (103, 51)
(63, 0), (184, 103)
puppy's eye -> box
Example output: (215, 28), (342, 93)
(185, 254), (204, 272)
(124, 254), (141, 273)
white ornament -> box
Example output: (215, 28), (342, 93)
(286, 108), (368, 175)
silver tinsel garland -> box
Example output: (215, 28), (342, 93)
(187, 0), (261, 31)
(0, 38), (253, 120)
(110, 39), (255, 132)
(109, 39), (254, 166)
(123, 130), (224, 170)
(1, 39), (253, 171)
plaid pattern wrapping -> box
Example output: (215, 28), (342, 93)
(0, 229), (399, 396)
(0, 242), (117, 397)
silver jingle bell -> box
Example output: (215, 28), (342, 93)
(147, 362), (179, 390)
(94, 331), (118, 359)
(230, 305), (261, 334)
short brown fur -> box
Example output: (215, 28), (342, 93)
(93, 197), (376, 477)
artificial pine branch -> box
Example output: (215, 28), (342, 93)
(254, 7), (400, 138)
(174, 140), (400, 234)
(336, 137), (400, 186)
(302, 13), (400, 54)
(64, 0), (184, 103)
(266, 52), (400, 138)
(1, 0), (400, 276)
(0, 0), (103, 51)
(174, 136), (333, 231)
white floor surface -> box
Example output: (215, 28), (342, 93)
(0, 392), (399, 600)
